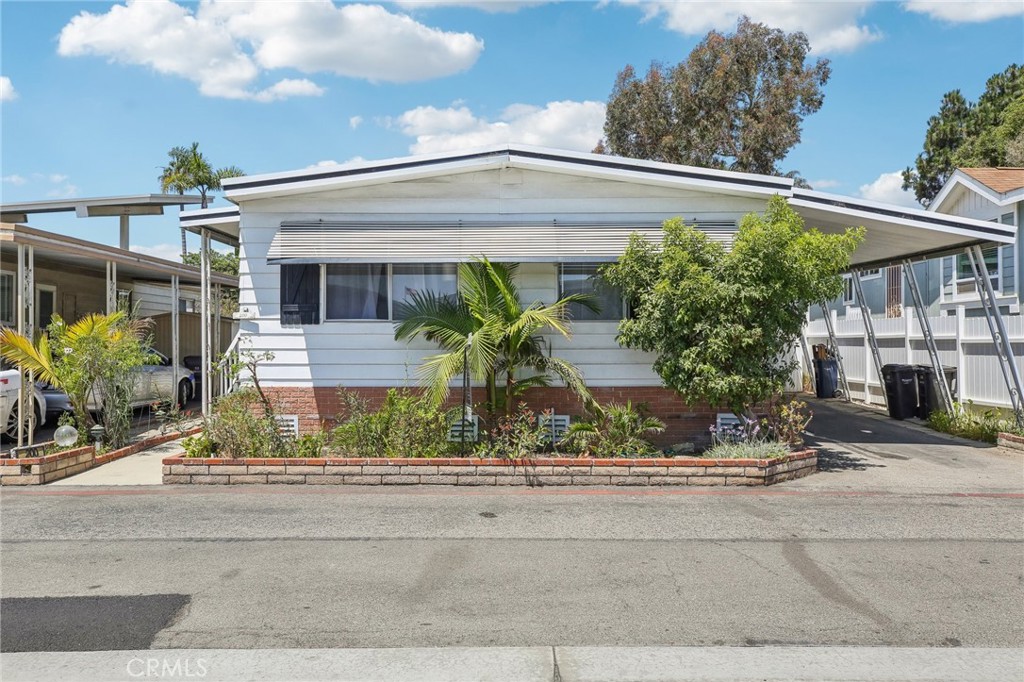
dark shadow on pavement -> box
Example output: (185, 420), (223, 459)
(806, 399), (994, 450)
(807, 444), (886, 473)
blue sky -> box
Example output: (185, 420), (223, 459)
(1, 0), (1022, 259)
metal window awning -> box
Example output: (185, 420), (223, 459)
(266, 220), (737, 264)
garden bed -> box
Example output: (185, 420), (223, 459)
(1, 426), (203, 486)
(162, 450), (816, 486)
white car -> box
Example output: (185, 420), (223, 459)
(0, 363), (48, 443)
(83, 349), (196, 411)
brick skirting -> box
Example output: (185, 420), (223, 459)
(263, 385), (724, 448)
(1, 426), (203, 486)
(997, 432), (1024, 452)
(162, 450), (816, 487)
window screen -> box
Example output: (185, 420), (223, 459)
(392, 264), (458, 320)
(280, 264), (321, 325)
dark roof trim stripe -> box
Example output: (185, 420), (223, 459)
(793, 191), (1015, 239)
(180, 209), (240, 224)
(226, 148), (792, 193)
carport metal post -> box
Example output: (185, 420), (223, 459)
(171, 275), (180, 406)
(15, 244), (35, 448)
(817, 301), (851, 401)
(200, 228), (212, 416)
(902, 260), (954, 414)
(105, 261), (117, 314)
(851, 271), (887, 411)
(967, 245), (1024, 425)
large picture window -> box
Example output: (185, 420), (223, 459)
(558, 264), (624, 321)
(392, 264), (458, 319)
(326, 264), (389, 320)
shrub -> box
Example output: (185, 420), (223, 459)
(330, 387), (455, 458)
(765, 398), (813, 446)
(929, 401), (1014, 443)
(473, 403), (548, 459)
(182, 432), (216, 458)
(562, 401), (665, 458)
(704, 440), (790, 460)
(205, 389), (287, 458)
(293, 432), (327, 459)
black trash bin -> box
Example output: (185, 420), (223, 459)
(881, 364), (918, 420)
(915, 365), (936, 419)
(814, 358), (840, 399)
(915, 365), (958, 419)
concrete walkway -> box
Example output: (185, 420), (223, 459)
(49, 438), (185, 487)
(3, 646), (1019, 681)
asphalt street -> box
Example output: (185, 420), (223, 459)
(0, 398), (1021, 680)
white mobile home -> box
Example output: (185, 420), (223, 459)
(184, 146), (1013, 444)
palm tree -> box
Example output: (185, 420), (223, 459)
(159, 142), (244, 256)
(394, 258), (599, 417)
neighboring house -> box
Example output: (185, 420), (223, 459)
(819, 167), (1023, 322)
(182, 145), (1010, 444)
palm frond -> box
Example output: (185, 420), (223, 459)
(0, 329), (58, 385)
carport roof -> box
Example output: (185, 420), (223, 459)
(789, 189), (1014, 270)
(0, 222), (237, 287)
(0, 194), (204, 223)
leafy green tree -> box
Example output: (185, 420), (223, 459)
(598, 17), (830, 177)
(601, 196), (862, 418)
(393, 257), (597, 417)
(181, 250), (238, 275)
(159, 142), (244, 256)
(903, 64), (1023, 206)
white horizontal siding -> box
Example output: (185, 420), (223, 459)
(133, 282), (200, 318)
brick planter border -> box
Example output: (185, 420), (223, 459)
(997, 432), (1024, 452)
(162, 450), (816, 487)
(1, 426), (203, 486)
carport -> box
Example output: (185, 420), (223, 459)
(0, 207), (237, 448)
(790, 189), (1020, 423)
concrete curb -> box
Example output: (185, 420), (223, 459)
(2, 646), (1021, 682)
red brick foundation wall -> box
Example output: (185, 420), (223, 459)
(263, 385), (718, 448)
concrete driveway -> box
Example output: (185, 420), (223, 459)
(795, 398), (1023, 494)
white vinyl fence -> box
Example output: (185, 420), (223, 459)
(802, 307), (1024, 409)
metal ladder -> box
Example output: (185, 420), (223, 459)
(966, 246), (1024, 426)
(818, 301), (852, 401)
(902, 260), (955, 414)
(850, 272), (888, 410)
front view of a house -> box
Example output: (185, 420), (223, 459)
(181, 145), (1013, 446)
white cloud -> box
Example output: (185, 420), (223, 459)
(46, 183), (80, 199)
(809, 178), (841, 189)
(2, 174), (26, 185)
(0, 76), (16, 101)
(904, 0), (1024, 22)
(395, 1), (549, 12)
(858, 171), (919, 208)
(57, 0), (483, 100)
(394, 100), (606, 154)
(131, 244), (184, 262)
(620, 1), (882, 53)
(349, 115), (363, 129)
(305, 157), (368, 169)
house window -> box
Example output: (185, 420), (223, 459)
(558, 264), (624, 321)
(391, 264), (458, 320)
(842, 275), (855, 305)
(281, 263), (321, 324)
(325, 263), (388, 320)
(0, 273), (12, 326)
(860, 268), (881, 279)
(955, 247), (998, 285)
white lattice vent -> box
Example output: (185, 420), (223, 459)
(275, 415), (299, 439)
